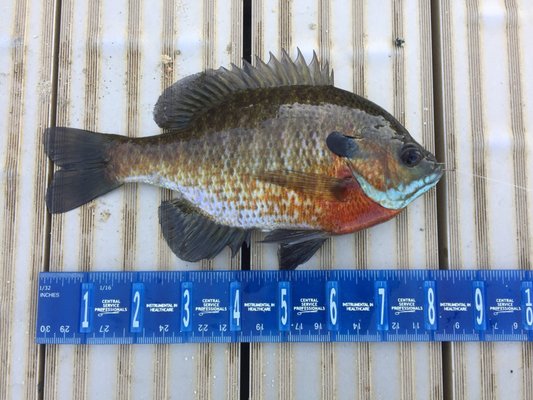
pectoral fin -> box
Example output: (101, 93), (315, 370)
(255, 170), (353, 201)
(159, 199), (250, 262)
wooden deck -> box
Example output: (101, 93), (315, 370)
(1, 0), (532, 399)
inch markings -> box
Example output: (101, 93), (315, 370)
(36, 270), (533, 344)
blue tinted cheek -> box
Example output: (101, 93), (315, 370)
(354, 174), (435, 210)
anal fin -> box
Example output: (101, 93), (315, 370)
(264, 229), (329, 269)
(278, 239), (327, 270)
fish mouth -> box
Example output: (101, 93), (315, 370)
(426, 162), (444, 186)
(417, 162), (444, 195)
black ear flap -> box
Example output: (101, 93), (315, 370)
(326, 131), (359, 158)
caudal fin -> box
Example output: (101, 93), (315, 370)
(44, 127), (123, 213)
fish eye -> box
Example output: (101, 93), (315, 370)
(400, 145), (423, 167)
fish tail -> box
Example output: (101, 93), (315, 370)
(44, 127), (123, 213)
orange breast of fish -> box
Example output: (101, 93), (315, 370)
(314, 161), (401, 234)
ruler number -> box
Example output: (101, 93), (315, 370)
(230, 282), (241, 332)
(281, 288), (288, 325)
(526, 288), (533, 326)
(130, 283), (144, 333)
(132, 291), (141, 328)
(327, 281), (339, 331)
(427, 288), (436, 326)
(181, 282), (193, 332)
(279, 282), (290, 331)
(378, 287), (386, 327)
(475, 287), (483, 325)
(233, 289), (240, 325)
(523, 285), (533, 329)
(130, 282), (144, 333)
(79, 283), (93, 333)
(81, 291), (89, 329)
(329, 288), (337, 325)
(375, 282), (388, 331)
(183, 290), (190, 327)
(424, 281), (437, 331)
(473, 282), (486, 331)
(378, 288), (385, 325)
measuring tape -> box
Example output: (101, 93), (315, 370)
(36, 269), (533, 344)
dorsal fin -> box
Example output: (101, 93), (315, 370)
(153, 49), (334, 130)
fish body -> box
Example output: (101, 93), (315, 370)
(112, 86), (402, 233)
(45, 51), (443, 269)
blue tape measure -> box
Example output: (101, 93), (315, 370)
(36, 270), (533, 344)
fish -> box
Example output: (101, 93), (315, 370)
(44, 50), (443, 269)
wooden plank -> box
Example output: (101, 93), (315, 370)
(0, 0), (55, 398)
(44, 0), (241, 398)
(250, 0), (442, 398)
(435, 0), (533, 398)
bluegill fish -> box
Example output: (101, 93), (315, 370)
(45, 50), (443, 269)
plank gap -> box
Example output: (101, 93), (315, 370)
(39, 0), (63, 399)
(240, 1), (252, 399)
(430, 1), (453, 400)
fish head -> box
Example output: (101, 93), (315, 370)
(326, 125), (443, 210)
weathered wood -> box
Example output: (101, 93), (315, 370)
(435, 0), (533, 398)
(0, 0), (55, 398)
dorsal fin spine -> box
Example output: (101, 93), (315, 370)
(153, 49), (334, 131)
